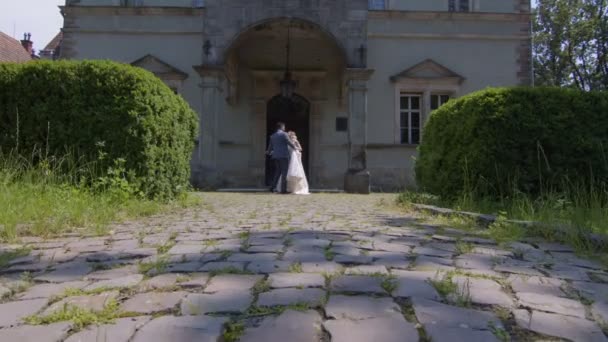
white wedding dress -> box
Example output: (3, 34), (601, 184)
(277, 147), (310, 195)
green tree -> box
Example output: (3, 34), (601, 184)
(534, 0), (608, 90)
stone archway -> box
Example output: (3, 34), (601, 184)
(193, 9), (375, 193)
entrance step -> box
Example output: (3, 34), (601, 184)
(216, 188), (344, 194)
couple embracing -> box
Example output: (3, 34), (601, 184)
(267, 122), (310, 195)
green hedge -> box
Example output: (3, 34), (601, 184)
(0, 60), (198, 199)
(416, 87), (608, 199)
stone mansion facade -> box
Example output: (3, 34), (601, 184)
(59, 0), (532, 192)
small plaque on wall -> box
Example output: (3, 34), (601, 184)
(336, 117), (348, 132)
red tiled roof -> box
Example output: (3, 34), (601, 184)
(0, 31), (32, 63)
(44, 32), (62, 51)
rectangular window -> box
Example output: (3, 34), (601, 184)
(368, 0), (386, 10)
(399, 94), (422, 145)
(449, 0), (472, 12)
(431, 94), (451, 110)
(336, 117), (348, 132)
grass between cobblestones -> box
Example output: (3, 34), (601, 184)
(24, 300), (125, 331)
(0, 151), (202, 241)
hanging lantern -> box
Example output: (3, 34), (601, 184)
(280, 71), (296, 99)
(280, 21), (296, 99)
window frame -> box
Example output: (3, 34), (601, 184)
(399, 93), (422, 145)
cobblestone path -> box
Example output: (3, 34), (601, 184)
(1, 193), (608, 341)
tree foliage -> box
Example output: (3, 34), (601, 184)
(534, 0), (608, 90)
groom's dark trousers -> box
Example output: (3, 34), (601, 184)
(272, 158), (289, 193)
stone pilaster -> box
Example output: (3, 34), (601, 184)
(192, 65), (224, 188)
(344, 68), (374, 194)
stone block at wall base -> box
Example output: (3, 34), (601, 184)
(344, 170), (370, 194)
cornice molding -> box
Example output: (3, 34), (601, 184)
(61, 6), (205, 16)
(369, 10), (531, 22)
(369, 33), (529, 41)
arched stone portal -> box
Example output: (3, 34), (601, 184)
(193, 11), (374, 193)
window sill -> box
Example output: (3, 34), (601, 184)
(367, 144), (419, 149)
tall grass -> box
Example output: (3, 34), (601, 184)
(398, 181), (608, 252)
(0, 149), (200, 241)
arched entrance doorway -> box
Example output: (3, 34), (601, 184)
(265, 94), (310, 186)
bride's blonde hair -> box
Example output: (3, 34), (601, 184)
(288, 131), (298, 141)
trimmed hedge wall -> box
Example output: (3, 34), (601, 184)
(0, 60), (198, 199)
(416, 87), (608, 199)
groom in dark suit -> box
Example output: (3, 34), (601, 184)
(267, 122), (297, 193)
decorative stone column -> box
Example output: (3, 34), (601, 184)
(192, 65), (224, 188)
(344, 68), (374, 194)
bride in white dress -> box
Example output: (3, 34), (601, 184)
(277, 131), (310, 195)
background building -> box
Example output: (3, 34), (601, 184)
(59, 0), (532, 192)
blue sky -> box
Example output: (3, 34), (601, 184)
(0, 0), (539, 53)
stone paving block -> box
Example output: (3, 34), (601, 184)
(121, 291), (187, 314)
(18, 281), (89, 300)
(35, 261), (92, 283)
(163, 261), (203, 273)
(424, 325), (499, 342)
(240, 310), (322, 342)
(301, 261), (343, 273)
(452, 276), (514, 307)
(412, 298), (502, 330)
(138, 273), (181, 291)
(132, 315), (228, 342)
(198, 261), (245, 272)
(85, 265), (138, 281)
(507, 275), (565, 297)
(331, 275), (385, 294)
(494, 261), (544, 276)
(326, 295), (400, 320)
(412, 256), (455, 272)
(227, 253), (278, 262)
(258, 288), (325, 307)
(345, 265), (389, 275)
(268, 272), (325, 288)
(392, 270), (441, 300)
(537, 243), (575, 253)
(471, 246), (513, 257)
(290, 238), (331, 249)
(247, 260), (291, 273)
(0, 322), (72, 342)
(517, 292), (586, 318)
(0, 298), (48, 327)
(412, 246), (453, 258)
(83, 274), (143, 291)
(454, 253), (498, 270)
(545, 264), (591, 281)
(324, 313), (419, 342)
(334, 254), (373, 264)
(177, 273), (210, 288)
(515, 309), (607, 342)
(571, 280), (608, 302)
(167, 244), (203, 255)
(181, 290), (252, 314)
(65, 316), (151, 342)
(373, 242), (411, 254)
(283, 250), (326, 263)
(204, 274), (262, 292)
(246, 244), (284, 253)
(43, 291), (119, 316)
